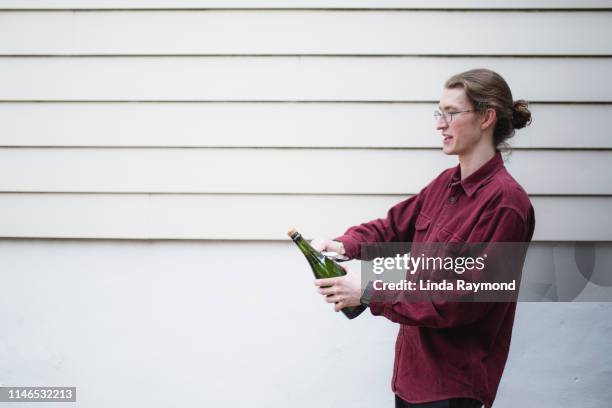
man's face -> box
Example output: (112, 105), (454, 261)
(436, 87), (482, 156)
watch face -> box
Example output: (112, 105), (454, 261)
(360, 281), (374, 306)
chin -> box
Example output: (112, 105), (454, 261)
(442, 145), (458, 156)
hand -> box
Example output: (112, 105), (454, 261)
(310, 238), (345, 255)
(314, 264), (362, 312)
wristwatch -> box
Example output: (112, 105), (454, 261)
(360, 280), (375, 307)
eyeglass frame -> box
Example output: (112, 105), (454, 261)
(433, 109), (476, 124)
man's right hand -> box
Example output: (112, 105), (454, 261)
(310, 238), (346, 255)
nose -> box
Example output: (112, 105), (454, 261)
(436, 117), (448, 131)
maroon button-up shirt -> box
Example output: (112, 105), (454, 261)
(336, 152), (535, 408)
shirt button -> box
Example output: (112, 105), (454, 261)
(448, 196), (457, 204)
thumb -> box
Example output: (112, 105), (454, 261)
(310, 238), (331, 252)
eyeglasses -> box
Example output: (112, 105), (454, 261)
(434, 109), (475, 124)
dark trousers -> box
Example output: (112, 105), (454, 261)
(395, 394), (483, 408)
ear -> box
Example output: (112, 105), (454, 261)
(480, 108), (497, 131)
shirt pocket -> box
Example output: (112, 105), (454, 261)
(436, 226), (468, 243)
(436, 227), (463, 243)
(414, 213), (432, 241)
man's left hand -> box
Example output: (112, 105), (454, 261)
(314, 264), (362, 312)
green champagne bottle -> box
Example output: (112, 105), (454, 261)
(288, 228), (365, 320)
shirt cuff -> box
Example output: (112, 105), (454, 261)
(368, 286), (388, 316)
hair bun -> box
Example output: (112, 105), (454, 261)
(512, 100), (532, 129)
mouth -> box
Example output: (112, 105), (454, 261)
(442, 134), (453, 145)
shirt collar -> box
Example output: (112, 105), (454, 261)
(450, 152), (504, 198)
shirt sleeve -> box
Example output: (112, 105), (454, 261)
(368, 205), (533, 328)
(334, 193), (424, 260)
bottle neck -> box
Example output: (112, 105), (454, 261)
(293, 232), (310, 252)
(292, 233), (320, 260)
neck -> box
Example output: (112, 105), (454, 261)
(458, 143), (496, 180)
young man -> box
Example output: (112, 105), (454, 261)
(312, 69), (535, 408)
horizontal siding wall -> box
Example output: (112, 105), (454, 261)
(0, 194), (610, 241)
(0, 1), (611, 9)
(0, 103), (610, 149)
(0, 149), (611, 195)
(0, 4), (610, 241)
(1, 57), (611, 101)
(1, 11), (611, 55)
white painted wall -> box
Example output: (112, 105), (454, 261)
(0, 1), (611, 407)
(0, 240), (398, 407)
(1, 240), (611, 408)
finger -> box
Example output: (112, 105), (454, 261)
(334, 302), (343, 312)
(317, 286), (337, 296)
(325, 295), (341, 304)
(314, 277), (340, 287)
(310, 242), (324, 251)
(310, 238), (330, 252)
